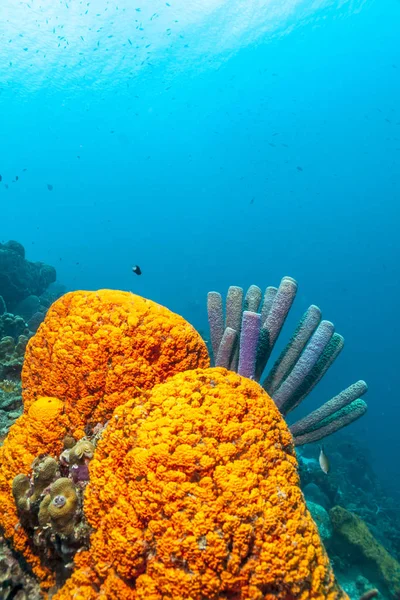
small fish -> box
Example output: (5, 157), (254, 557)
(319, 446), (329, 474)
(132, 265), (142, 275)
(359, 590), (379, 600)
(0, 174), (2, 181)
(47, 184), (53, 191)
(296, 166), (303, 172)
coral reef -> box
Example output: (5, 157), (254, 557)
(207, 278), (368, 445)
(0, 335), (29, 381)
(0, 243), (63, 439)
(54, 368), (347, 599)
(22, 289), (210, 434)
(0, 241), (56, 313)
(330, 506), (400, 598)
(0, 335), (27, 437)
(0, 282), (374, 598)
(0, 380), (22, 439)
(298, 435), (400, 556)
(307, 500), (333, 544)
(0, 312), (28, 340)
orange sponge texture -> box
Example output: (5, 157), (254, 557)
(54, 368), (347, 600)
(22, 289), (210, 433)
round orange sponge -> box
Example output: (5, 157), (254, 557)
(22, 289), (210, 434)
(54, 368), (347, 600)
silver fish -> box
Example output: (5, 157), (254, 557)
(319, 446), (330, 474)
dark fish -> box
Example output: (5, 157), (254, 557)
(15, 176), (19, 181)
(132, 265), (142, 275)
(47, 184), (53, 191)
(296, 166), (303, 171)
(0, 174), (2, 181)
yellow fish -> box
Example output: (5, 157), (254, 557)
(319, 446), (330, 474)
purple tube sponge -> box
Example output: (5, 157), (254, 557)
(292, 398), (367, 446)
(264, 305), (322, 396)
(238, 311), (261, 379)
(225, 286), (243, 370)
(255, 277), (297, 380)
(260, 286), (277, 325)
(290, 380), (368, 438)
(205, 276), (368, 444)
(244, 285), (262, 313)
(215, 327), (237, 369)
(273, 320), (335, 414)
(207, 291), (224, 364)
(225, 286), (243, 332)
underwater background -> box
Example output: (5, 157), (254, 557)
(1, 0), (399, 598)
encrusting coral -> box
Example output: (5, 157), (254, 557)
(68, 440), (95, 465)
(38, 477), (79, 536)
(0, 290), (209, 587)
(22, 289), (209, 435)
(54, 368), (348, 600)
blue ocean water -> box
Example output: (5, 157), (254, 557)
(0, 0), (399, 597)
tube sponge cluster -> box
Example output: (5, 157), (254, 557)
(54, 368), (347, 600)
(22, 289), (210, 435)
(207, 277), (368, 445)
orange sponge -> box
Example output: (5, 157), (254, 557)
(22, 289), (210, 435)
(1, 290), (209, 586)
(54, 368), (347, 600)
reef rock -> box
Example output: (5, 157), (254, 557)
(0, 534), (42, 600)
(330, 505), (400, 598)
(307, 500), (333, 543)
(0, 241), (56, 312)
